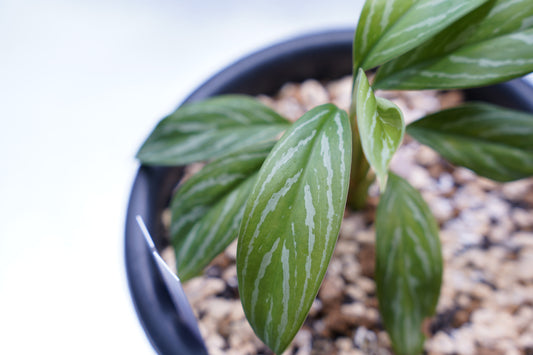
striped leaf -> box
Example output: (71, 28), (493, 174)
(376, 173), (442, 355)
(237, 104), (352, 354)
(407, 103), (533, 182)
(354, 0), (488, 70)
(355, 69), (405, 191)
(374, 0), (533, 89)
(171, 142), (274, 281)
(137, 95), (290, 165)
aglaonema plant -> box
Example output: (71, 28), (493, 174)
(136, 0), (533, 354)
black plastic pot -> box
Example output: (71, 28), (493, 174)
(124, 29), (533, 354)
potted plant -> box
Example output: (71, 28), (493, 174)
(126, 1), (533, 354)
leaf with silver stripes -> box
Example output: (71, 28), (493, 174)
(236, 104), (352, 354)
(376, 173), (443, 355)
(407, 103), (533, 182)
(354, 0), (488, 70)
(374, 0), (533, 89)
(171, 142), (274, 281)
(355, 69), (404, 191)
(137, 95), (290, 165)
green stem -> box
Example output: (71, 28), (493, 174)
(347, 84), (375, 210)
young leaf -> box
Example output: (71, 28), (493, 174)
(137, 95), (290, 165)
(355, 69), (405, 191)
(374, 0), (533, 89)
(354, 0), (488, 70)
(407, 103), (533, 182)
(171, 142), (274, 281)
(237, 104), (352, 354)
(375, 173), (443, 355)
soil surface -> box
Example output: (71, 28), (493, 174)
(162, 76), (533, 355)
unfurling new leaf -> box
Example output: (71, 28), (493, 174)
(171, 142), (274, 281)
(407, 103), (533, 182)
(375, 173), (443, 355)
(355, 69), (405, 191)
(237, 104), (352, 354)
(137, 95), (290, 165)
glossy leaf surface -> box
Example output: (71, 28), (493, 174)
(376, 173), (442, 355)
(171, 142), (274, 281)
(355, 69), (404, 191)
(354, 0), (488, 70)
(407, 103), (533, 181)
(237, 104), (352, 354)
(137, 95), (290, 165)
(374, 0), (533, 89)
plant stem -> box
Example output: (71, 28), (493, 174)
(347, 93), (374, 210)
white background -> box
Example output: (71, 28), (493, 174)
(0, 0), (364, 353)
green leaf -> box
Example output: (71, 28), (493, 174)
(171, 142), (274, 281)
(354, 0), (488, 70)
(236, 104), (352, 354)
(355, 69), (405, 191)
(374, 0), (533, 89)
(407, 103), (533, 182)
(376, 173), (442, 355)
(137, 95), (290, 165)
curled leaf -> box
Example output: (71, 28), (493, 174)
(355, 69), (404, 191)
